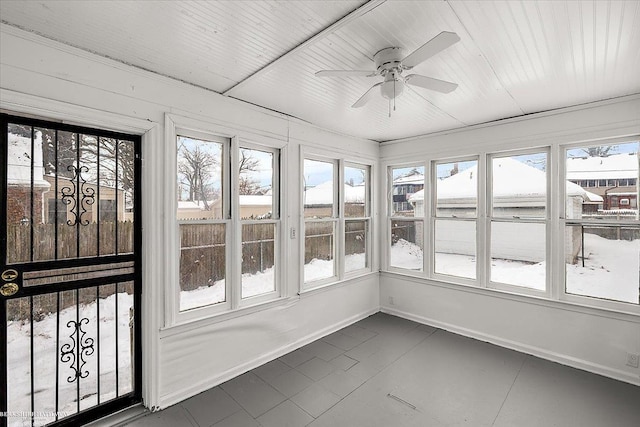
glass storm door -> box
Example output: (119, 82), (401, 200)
(0, 114), (141, 427)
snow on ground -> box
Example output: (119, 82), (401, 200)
(303, 252), (367, 282)
(391, 235), (639, 303)
(7, 293), (133, 427)
(180, 268), (276, 311)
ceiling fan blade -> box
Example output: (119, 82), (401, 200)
(351, 82), (383, 108)
(402, 31), (460, 69)
(315, 70), (375, 77)
(405, 74), (458, 93)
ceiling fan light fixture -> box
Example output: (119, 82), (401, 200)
(380, 72), (404, 100)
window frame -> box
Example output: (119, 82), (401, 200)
(300, 147), (374, 292)
(559, 139), (640, 311)
(235, 140), (281, 307)
(486, 147), (551, 298)
(343, 162), (372, 278)
(431, 156), (480, 285)
(166, 115), (285, 326)
(386, 162), (427, 276)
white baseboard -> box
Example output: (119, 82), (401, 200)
(381, 306), (640, 387)
(159, 307), (379, 408)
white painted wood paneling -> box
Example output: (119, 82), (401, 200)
(0, 0), (365, 92)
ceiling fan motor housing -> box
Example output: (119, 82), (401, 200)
(374, 47), (405, 75)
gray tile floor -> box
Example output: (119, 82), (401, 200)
(125, 313), (640, 427)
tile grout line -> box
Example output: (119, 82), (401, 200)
(491, 355), (528, 427)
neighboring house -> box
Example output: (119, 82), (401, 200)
(408, 158), (602, 263)
(43, 175), (128, 224)
(392, 169), (424, 214)
(178, 194), (273, 220)
(566, 153), (638, 212)
(8, 131), (129, 225)
(7, 132), (51, 224)
(303, 181), (366, 217)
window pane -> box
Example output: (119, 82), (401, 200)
(436, 160), (478, 218)
(239, 148), (274, 220)
(304, 221), (335, 282)
(492, 152), (547, 219)
(566, 141), (639, 221)
(179, 223), (226, 311)
(177, 136), (223, 220)
(434, 219), (476, 279)
(390, 220), (423, 271)
(565, 225), (639, 304)
(345, 220), (368, 272)
(345, 165), (368, 217)
(304, 159), (334, 218)
(391, 166), (424, 217)
(242, 223), (275, 298)
(490, 222), (545, 290)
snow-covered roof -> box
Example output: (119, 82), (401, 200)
(239, 195), (272, 206)
(409, 158), (602, 203)
(393, 173), (424, 185)
(304, 181), (365, 205)
(566, 153), (638, 180)
(8, 132), (51, 189)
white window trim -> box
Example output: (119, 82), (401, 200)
(431, 156), (480, 285)
(165, 114), (287, 327)
(486, 148), (552, 299)
(386, 162), (427, 276)
(558, 139), (640, 311)
(382, 136), (639, 316)
(300, 146), (374, 292)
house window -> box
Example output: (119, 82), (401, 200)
(389, 165), (425, 272)
(489, 151), (548, 291)
(176, 134), (282, 313)
(239, 146), (279, 300)
(303, 156), (371, 288)
(177, 134), (227, 311)
(344, 164), (370, 273)
(564, 141), (639, 305)
(433, 159), (478, 280)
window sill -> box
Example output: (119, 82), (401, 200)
(299, 271), (378, 298)
(159, 296), (299, 338)
(380, 270), (640, 322)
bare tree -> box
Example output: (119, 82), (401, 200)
(582, 146), (617, 157)
(178, 145), (218, 209)
(238, 149), (263, 195)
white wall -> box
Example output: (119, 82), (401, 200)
(0, 25), (380, 410)
(380, 95), (640, 386)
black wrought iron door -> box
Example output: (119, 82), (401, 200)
(0, 114), (141, 427)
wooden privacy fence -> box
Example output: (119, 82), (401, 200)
(180, 221), (368, 291)
(6, 222), (134, 263)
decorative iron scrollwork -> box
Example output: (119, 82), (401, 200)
(60, 318), (95, 383)
(60, 165), (96, 226)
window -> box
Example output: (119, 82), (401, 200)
(176, 132), (281, 314)
(433, 159), (478, 280)
(303, 156), (371, 288)
(389, 165), (424, 272)
(177, 134), (227, 311)
(239, 146), (279, 299)
(344, 164), (370, 273)
(489, 151), (548, 292)
(564, 141), (639, 305)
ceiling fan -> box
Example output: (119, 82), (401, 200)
(315, 31), (460, 109)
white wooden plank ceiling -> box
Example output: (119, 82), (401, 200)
(1, 0), (638, 142)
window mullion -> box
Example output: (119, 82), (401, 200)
(230, 137), (240, 310)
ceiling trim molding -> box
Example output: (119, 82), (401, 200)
(222, 0), (386, 97)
